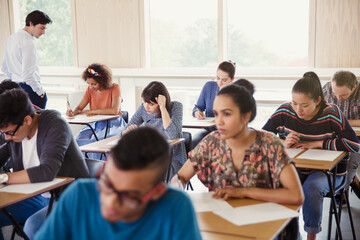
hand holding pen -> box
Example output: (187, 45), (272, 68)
(65, 100), (75, 117)
(284, 132), (300, 148)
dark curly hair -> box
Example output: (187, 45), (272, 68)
(81, 63), (113, 89)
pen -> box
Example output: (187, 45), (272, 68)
(67, 100), (71, 110)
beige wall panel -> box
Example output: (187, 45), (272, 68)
(0, 0), (12, 62)
(315, 0), (360, 67)
(75, 0), (141, 68)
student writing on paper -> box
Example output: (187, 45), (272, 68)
(323, 70), (360, 199)
(66, 63), (126, 159)
(35, 127), (201, 240)
(173, 82), (304, 205)
(193, 60), (236, 120)
(122, 81), (186, 180)
(0, 89), (89, 240)
(263, 72), (360, 240)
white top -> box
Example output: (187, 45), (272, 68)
(22, 129), (40, 169)
(1, 29), (44, 95)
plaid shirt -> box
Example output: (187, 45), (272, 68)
(323, 81), (360, 119)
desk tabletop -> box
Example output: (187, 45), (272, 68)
(0, 177), (74, 209)
(183, 117), (216, 129)
(352, 126), (360, 137)
(80, 136), (185, 153)
(292, 149), (346, 171)
(197, 198), (300, 240)
(63, 114), (120, 124)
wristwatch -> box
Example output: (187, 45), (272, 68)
(0, 173), (9, 184)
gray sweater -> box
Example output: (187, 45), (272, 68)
(0, 110), (89, 182)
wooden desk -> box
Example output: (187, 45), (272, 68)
(352, 126), (360, 137)
(80, 136), (185, 154)
(292, 149), (346, 240)
(183, 117), (216, 129)
(0, 177), (74, 240)
(63, 114), (120, 141)
(197, 198), (300, 240)
(292, 150), (346, 171)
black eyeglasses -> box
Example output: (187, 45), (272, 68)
(1, 124), (22, 137)
(96, 174), (164, 209)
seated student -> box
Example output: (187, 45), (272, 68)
(0, 89), (89, 240)
(322, 70), (360, 198)
(263, 72), (360, 240)
(35, 127), (201, 240)
(122, 81), (186, 180)
(193, 60), (236, 119)
(66, 63), (126, 159)
(173, 82), (304, 206)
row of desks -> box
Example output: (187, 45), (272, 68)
(0, 149), (347, 240)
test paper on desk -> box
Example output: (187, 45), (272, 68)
(187, 192), (232, 212)
(296, 149), (343, 161)
(213, 202), (299, 226)
(0, 178), (65, 194)
(285, 148), (304, 159)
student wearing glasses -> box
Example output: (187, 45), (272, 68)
(0, 89), (89, 240)
(122, 81), (186, 180)
(66, 63), (126, 159)
(35, 127), (201, 240)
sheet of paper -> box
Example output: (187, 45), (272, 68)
(296, 149), (343, 161)
(187, 192), (232, 212)
(285, 148), (304, 159)
(0, 178), (66, 194)
(183, 117), (215, 125)
(213, 202), (299, 226)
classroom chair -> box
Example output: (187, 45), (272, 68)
(121, 111), (129, 124)
(85, 158), (105, 178)
(325, 174), (356, 240)
(182, 131), (194, 191)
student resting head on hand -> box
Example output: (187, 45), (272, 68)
(122, 81), (186, 180)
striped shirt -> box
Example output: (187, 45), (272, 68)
(263, 102), (360, 174)
(323, 81), (360, 120)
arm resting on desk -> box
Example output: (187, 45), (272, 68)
(213, 164), (304, 205)
(6, 170), (31, 184)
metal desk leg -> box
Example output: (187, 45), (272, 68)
(1, 209), (30, 240)
(326, 170), (343, 240)
(46, 191), (56, 217)
(85, 123), (99, 141)
(104, 120), (110, 139)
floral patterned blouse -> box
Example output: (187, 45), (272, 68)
(189, 129), (293, 191)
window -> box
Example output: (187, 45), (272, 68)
(227, 0), (309, 67)
(149, 0), (309, 68)
(149, 0), (218, 68)
(13, 0), (73, 67)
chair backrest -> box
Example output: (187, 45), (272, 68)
(182, 131), (192, 154)
(85, 158), (105, 177)
(121, 111), (129, 123)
